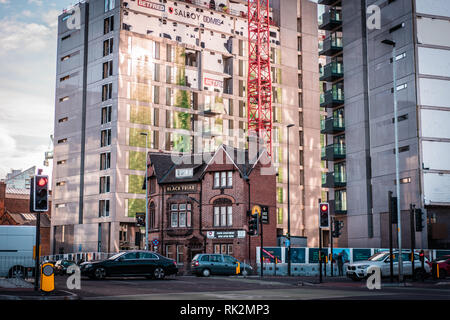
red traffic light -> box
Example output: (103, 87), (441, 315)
(37, 177), (48, 187)
(320, 204), (328, 212)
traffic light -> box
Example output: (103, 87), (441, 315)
(248, 213), (259, 236)
(389, 194), (398, 224)
(319, 203), (329, 228)
(136, 212), (145, 227)
(31, 175), (49, 212)
(419, 250), (425, 263)
(333, 220), (344, 238)
(415, 208), (424, 232)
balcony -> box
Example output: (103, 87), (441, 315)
(320, 61), (343, 82)
(320, 116), (345, 134)
(322, 172), (346, 188)
(319, 8), (342, 31)
(320, 87), (344, 109)
(319, 34), (343, 56)
(318, 0), (342, 5)
(321, 144), (346, 161)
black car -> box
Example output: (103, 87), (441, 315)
(80, 251), (178, 280)
(54, 259), (76, 275)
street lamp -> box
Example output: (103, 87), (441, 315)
(287, 124), (294, 276)
(140, 132), (149, 251)
(382, 39), (403, 282)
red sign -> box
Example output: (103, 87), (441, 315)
(204, 78), (223, 88)
(137, 0), (165, 11)
(262, 248), (274, 259)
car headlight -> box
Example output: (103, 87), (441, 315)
(357, 265), (370, 269)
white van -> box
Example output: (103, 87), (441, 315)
(0, 226), (36, 278)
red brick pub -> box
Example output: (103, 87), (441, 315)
(146, 145), (277, 274)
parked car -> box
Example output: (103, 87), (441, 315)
(80, 251), (177, 280)
(431, 255), (450, 279)
(191, 254), (253, 277)
(54, 260), (76, 275)
(346, 251), (431, 281)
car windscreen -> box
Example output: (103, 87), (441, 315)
(368, 253), (389, 261)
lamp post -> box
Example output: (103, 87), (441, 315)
(287, 124), (294, 276)
(382, 39), (403, 282)
(140, 132), (149, 251)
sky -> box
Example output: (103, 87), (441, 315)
(0, 0), (76, 179)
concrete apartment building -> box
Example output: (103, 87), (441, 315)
(319, 0), (450, 249)
(51, 0), (322, 254)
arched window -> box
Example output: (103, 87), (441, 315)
(213, 198), (233, 227)
(149, 202), (156, 229)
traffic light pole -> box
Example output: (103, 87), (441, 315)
(410, 204), (416, 280)
(319, 199), (322, 283)
(260, 214), (263, 278)
(34, 211), (40, 291)
(389, 191), (394, 283)
(330, 217), (334, 277)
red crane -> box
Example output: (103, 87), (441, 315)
(247, 0), (273, 156)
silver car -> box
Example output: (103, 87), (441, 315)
(346, 251), (431, 281)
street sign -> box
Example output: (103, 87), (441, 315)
(152, 239), (159, 246)
(252, 205), (261, 216)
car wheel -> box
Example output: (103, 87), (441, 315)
(351, 274), (361, 282)
(8, 266), (26, 279)
(241, 269), (249, 277)
(94, 267), (106, 280)
(202, 268), (211, 277)
(153, 267), (165, 280)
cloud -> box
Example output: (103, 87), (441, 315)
(0, 0), (10, 4)
(28, 0), (43, 6)
(0, 19), (53, 55)
(41, 9), (60, 29)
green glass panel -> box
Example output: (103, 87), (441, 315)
(129, 128), (151, 148)
(128, 175), (146, 194)
(129, 151), (146, 171)
(130, 105), (151, 125)
(128, 199), (145, 218)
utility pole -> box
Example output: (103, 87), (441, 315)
(330, 216), (334, 277)
(389, 191), (394, 283)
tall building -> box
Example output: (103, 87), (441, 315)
(2, 166), (36, 190)
(51, 0), (321, 254)
(319, 0), (450, 249)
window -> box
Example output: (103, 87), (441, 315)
(99, 176), (111, 193)
(104, 16), (114, 34)
(100, 152), (111, 170)
(152, 85), (160, 104)
(61, 34), (71, 41)
(59, 117), (68, 123)
(102, 83), (112, 101)
(101, 129), (111, 147)
(60, 75), (70, 82)
(58, 138), (67, 144)
(101, 106), (112, 124)
(59, 96), (69, 102)
(177, 245), (184, 264)
(170, 203), (192, 228)
(104, 0), (115, 13)
(99, 200), (110, 217)
(153, 63), (160, 81)
(56, 181), (66, 187)
(213, 205), (233, 227)
(103, 61), (113, 79)
(149, 202), (156, 229)
(153, 41), (160, 60)
(57, 160), (67, 165)
(103, 38), (114, 56)
(213, 171), (233, 188)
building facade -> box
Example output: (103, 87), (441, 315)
(146, 145), (277, 273)
(51, 0), (321, 254)
(319, 0), (450, 249)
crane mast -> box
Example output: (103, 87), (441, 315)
(247, 0), (273, 156)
